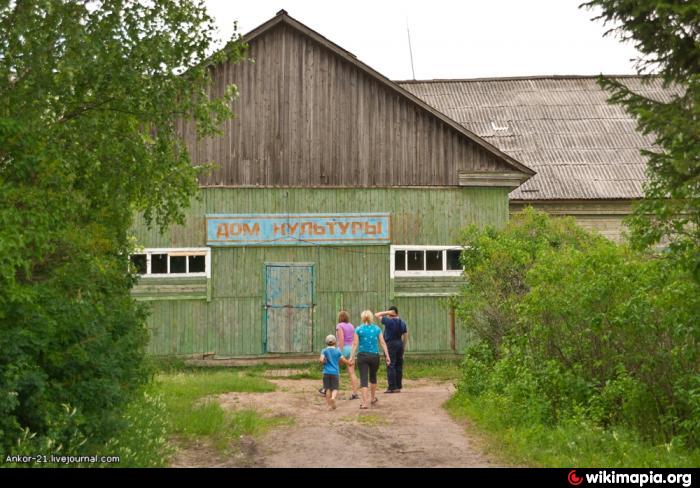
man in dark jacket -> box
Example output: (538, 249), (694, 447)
(375, 306), (408, 393)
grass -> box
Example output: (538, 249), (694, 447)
(151, 369), (291, 452)
(270, 356), (461, 379)
(339, 413), (382, 426)
(403, 357), (461, 381)
(249, 356), (462, 392)
(445, 392), (700, 468)
(149, 354), (461, 379)
(356, 414), (383, 426)
(143, 357), (700, 467)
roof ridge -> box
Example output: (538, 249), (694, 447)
(396, 74), (651, 83)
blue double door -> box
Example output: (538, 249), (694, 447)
(264, 263), (315, 353)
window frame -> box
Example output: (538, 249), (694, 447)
(390, 245), (464, 278)
(131, 247), (211, 278)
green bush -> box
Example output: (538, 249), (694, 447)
(7, 404), (88, 466)
(0, 252), (150, 456)
(518, 242), (700, 445)
(456, 208), (700, 457)
(104, 392), (171, 467)
(456, 209), (603, 354)
(460, 342), (495, 396)
(5, 392), (170, 467)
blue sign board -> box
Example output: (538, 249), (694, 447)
(206, 213), (391, 246)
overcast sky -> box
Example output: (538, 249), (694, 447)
(204, 0), (642, 80)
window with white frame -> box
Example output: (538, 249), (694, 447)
(390, 245), (463, 277)
(130, 248), (211, 278)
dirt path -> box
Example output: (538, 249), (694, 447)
(171, 377), (500, 467)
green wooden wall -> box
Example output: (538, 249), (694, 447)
(132, 187), (508, 356)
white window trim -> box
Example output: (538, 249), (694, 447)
(390, 245), (465, 278)
(132, 247), (211, 279)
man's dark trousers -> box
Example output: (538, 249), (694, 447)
(387, 340), (404, 391)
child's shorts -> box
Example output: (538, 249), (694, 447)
(323, 374), (340, 391)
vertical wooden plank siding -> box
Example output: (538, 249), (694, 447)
(391, 297), (453, 354)
(132, 187), (507, 356)
(145, 300), (207, 355)
(182, 23), (516, 188)
(131, 195), (207, 248)
(510, 200), (634, 243)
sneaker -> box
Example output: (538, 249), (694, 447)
(384, 389), (396, 394)
(318, 387), (326, 396)
(349, 393), (359, 400)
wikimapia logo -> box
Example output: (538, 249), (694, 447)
(567, 470), (693, 487)
(568, 470), (584, 486)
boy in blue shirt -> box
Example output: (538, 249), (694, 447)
(319, 334), (353, 410)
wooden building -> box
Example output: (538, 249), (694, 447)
(130, 11), (534, 357)
(400, 76), (678, 242)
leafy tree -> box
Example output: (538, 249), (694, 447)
(0, 0), (245, 453)
(581, 0), (700, 279)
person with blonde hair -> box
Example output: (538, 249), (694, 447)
(350, 310), (390, 409)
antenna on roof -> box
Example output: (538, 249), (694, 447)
(406, 19), (416, 80)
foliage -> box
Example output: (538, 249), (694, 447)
(455, 208), (604, 353)
(4, 391), (170, 467)
(446, 392), (700, 468)
(581, 0), (700, 279)
(519, 241), (700, 444)
(455, 209), (700, 465)
(0, 0), (246, 456)
(103, 391), (171, 467)
(154, 370), (288, 452)
(5, 403), (88, 466)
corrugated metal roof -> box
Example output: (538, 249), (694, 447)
(398, 76), (679, 200)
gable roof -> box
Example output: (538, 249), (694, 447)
(241, 11), (535, 181)
(399, 76), (680, 201)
